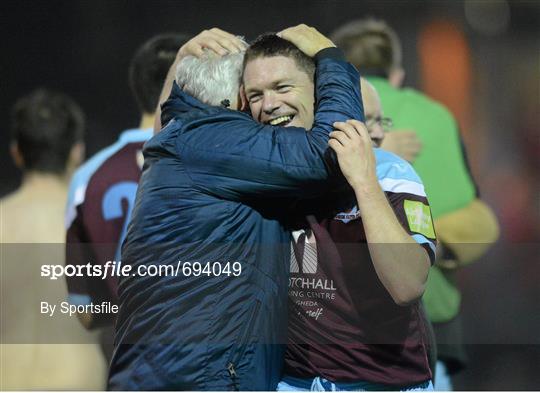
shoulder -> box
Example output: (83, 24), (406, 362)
(67, 129), (151, 207)
(370, 78), (455, 123)
(0, 189), (22, 210)
(173, 109), (266, 141)
(375, 148), (426, 197)
(375, 148), (421, 181)
(400, 87), (457, 125)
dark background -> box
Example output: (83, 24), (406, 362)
(2, 0), (539, 390)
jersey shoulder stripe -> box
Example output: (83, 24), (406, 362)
(375, 148), (426, 197)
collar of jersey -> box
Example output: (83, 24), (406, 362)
(118, 128), (153, 143)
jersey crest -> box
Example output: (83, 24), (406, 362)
(333, 205), (361, 223)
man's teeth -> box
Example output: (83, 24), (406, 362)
(269, 115), (293, 126)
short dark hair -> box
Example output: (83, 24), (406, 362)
(243, 34), (315, 81)
(11, 88), (85, 174)
(330, 18), (402, 78)
(129, 33), (191, 114)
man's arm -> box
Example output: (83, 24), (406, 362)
(434, 198), (499, 268)
(65, 210), (98, 329)
(173, 25), (363, 200)
(329, 120), (433, 305)
(434, 133), (499, 267)
(65, 176), (114, 329)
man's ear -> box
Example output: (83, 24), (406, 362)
(69, 142), (85, 167)
(389, 67), (405, 88)
(10, 142), (24, 169)
(65, 141), (85, 176)
(239, 85), (248, 112)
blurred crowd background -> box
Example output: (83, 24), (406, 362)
(1, 0), (539, 390)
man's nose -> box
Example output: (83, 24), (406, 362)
(369, 124), (385, 145)
(262, 92), (280, 114)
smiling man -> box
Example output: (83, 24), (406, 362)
(241, 37), (437, 390)
(242, 35), (316, 129)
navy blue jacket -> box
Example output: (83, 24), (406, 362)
(108, 49), (362, 390)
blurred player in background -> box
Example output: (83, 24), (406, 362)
(64, 33), (189, 361)
(0, 89), (106, 389)
(331, 18), (500, 390)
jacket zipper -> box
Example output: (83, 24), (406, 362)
(226, 300), (261, 391)
(227, 362), (239, 391)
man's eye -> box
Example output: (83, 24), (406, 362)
(277, 85), (291, 93)
(248, 94), (262, 103)
(366, 116), (380, 124)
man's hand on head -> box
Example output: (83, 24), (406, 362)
(178, 28), (246, 58)
(277, 24), (336, 57)
(380, 130), (422, 163)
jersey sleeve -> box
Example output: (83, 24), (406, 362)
(65, 178), (94, 307)
(65, 169), (115, 309)
(377, 150), (437, 263)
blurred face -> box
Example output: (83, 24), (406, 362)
(243, 56), (315, 129)
(361, 80), (385, 147)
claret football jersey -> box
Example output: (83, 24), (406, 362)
(285, 148), (436, 386)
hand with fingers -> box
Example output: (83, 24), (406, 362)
(277, 24), (335, 57)
(380, 129), (422, 163)
(328, 119), (378, 189)
(178, 27), (247, 59)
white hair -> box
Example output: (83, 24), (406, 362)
(175, 43), (246, 107)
